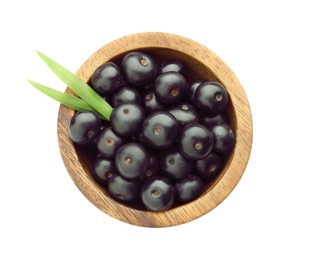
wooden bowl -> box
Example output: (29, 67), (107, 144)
(57, 32), (253, 227)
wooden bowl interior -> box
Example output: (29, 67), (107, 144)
(73, 47), (237, 209)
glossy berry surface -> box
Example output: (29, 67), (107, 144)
(160, 146), (193, 181)
(141, 176), (175, 211)
(175, 175), (204, 203)
(187, 80), (203, 103)
(167, 102), (201, 127)
(195, 153), (224, 182)
(141, 111), (179, 149)
(110, 103), (145, 137)
(108, 174), (140, 202)
(203, 113), (227, 127)
(211, 124), (236, 154)
(159, 59), (184, 74)
(110, 86), (141, 107)
(68, 110), (102, 145)
(141, 89), (166, 115)
(115, 142), (149, 179)
(91, 62), (124, 94)
(95, 127), (126, 158)
(121, 51), (158, 86)
(179, 123), (214, 160)
(194, 81), (229, 115)
(91, 156), (118, 186)
(154, 72), (188, 104)
(140, 151), (160, 180)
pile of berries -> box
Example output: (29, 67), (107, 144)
(68, 51), (236, 211)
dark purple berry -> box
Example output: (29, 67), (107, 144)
(140, 151), (160, 180)
(196, 153), (224, 182)
(154, 72), (188, 105)
(194, 81), (229, 115)
(115, 142), (149, 180)
(175, 175), (204, 203)
(110, 86), (141, 107)
(141, 176), (175, 211)
(144, 83), (155, 91)
(160, 146), (193, 182)
(202, 113), (228, 127)
(141, 111), (179, 149)
(188, 80), (203, 103)
(141, 89), (166, 115)
(110, 103), (145, 137)
(179, 123), (214, 160)
(91, 62), (124, 94)
(68, 110), (102, 145)
(108, 174), (140, 202)
(211, 124), (236, 154)
(167, 102), (201, 127)
(95, 126), (126, 158)
(159, 59), (184, 74)
(121, 51), (158, 86)
(91, 156), (118, 186)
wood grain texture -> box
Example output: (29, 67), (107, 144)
(57, 32), (253, 227)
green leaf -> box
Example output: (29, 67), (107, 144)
(36, 51), (112, 120)
(28, 80), (94, 112)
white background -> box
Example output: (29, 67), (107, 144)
(1, 0), (309, 259)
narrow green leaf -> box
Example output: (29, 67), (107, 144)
(36, 51), (112, 120)
(28, 80), (94, 111)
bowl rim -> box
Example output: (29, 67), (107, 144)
(57, 32), (253, 227)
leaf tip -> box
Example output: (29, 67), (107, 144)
(28, 79), (39, 89)
(27, 79), (35, 86)
(36, 50), (44, 58)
